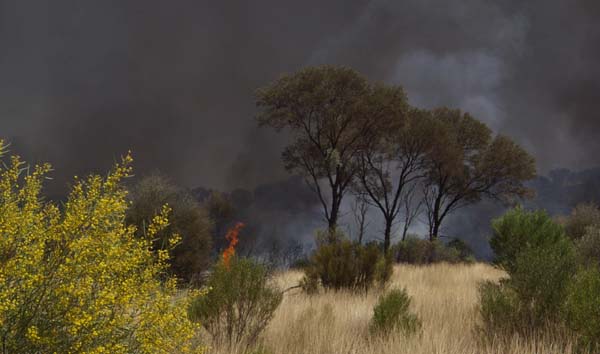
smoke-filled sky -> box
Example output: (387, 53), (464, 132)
(1, 0), (599, 193)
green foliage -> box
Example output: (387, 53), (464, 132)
(256, 65), (408, 229)
(490, 206), (565, 273)
(575, 225), (600, 267)
(374, 250), (394, 286)
(393, 237), (432, 264)
(188, 257), (283, 349)
(509, 239), (577, 327)
(422, 108), (536, 240)
(447, 238), (474, 260)
(480, 207), (578, 340)
(393, 237), (469, 264)
(302, 229), (392, 292)
(563, 202), (600, 240)
(127, 174), (213, 285)
(478, 281), (522, 337)
(563, 267), (600, 351)
(369, 288), (421, 337)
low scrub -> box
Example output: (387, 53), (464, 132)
(562, 202), (600, 240)
(575, 225), (600, 267)
(480, 207), (579, 341)
(478, 281), (522, 337)
(563, 267), (600, 351)
(188, 257), (282, 349)
(393, 237), (471, 264)
(369, 288), (421, 337)
(301, 229), (392, 293)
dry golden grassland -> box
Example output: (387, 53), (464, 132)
(207, 263), (581, 354)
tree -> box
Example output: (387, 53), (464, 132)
(356, 108), (434, 251)
(400, 181), (423, 242)
(422, 108), (536, 240)
(126, 174), (213, 284)
(0, 146), (203, 353)
(350, 194), (370, 245)
(256, 66), (398, 236)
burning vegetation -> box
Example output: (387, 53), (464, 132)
(223, 222), (245, 269)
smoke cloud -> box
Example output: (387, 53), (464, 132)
(1, 1), (600, 256)
(1, 0), (599, 193)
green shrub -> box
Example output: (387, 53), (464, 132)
(478, 280), (522, 337)
(188, 257), (283, 348)
(394, 237), (432, 264)
(576, 225), (600, 267)
(563, 267), (600, 351)
(563, 202), (600, 240)
(369, 288), (421, 336)
(393, 237), (465, 264)
(481, 207), (579, 340)
(479, 239), (577, 338)
(490, 206), (565, 273)
(447, 238), (475, 260)
(431, 240), (462, 263)
(509, 239), (577, 327)
(374, 250), (394, 286)
(301, 229), (392, 292)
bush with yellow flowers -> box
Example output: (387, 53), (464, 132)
(0, 141), (204, 354)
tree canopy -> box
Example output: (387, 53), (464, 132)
(422, 108), (536, 239)
(256, 66), (405, 234)
(257, 65), (536, 246)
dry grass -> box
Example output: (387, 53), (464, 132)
(207, 263), (581, 354)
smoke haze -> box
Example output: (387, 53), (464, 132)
(1, 0), (599, 193)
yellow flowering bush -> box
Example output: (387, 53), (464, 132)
(0, 141), (204, 354)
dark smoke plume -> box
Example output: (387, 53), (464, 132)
(1, 1), (599, 193)
(1, 1), (599, 257)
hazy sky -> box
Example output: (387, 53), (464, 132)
(1, 0), (599, 193)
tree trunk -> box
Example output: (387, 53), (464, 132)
(402, 223), (409, 241)
(327, 200), (340, 242)
(383, 219), (392, 252)
(431, 221), (440, 241)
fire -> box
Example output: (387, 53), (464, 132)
(222, 222), (245, 269)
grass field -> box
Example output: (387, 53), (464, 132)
(206, 263), (581, 354)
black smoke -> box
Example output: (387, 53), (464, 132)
(1, 1), (600, 257)
(1, 1), (599, 193)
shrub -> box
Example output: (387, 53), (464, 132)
(127, 174), (213, 285)
(562, 202), (600, 240)
(490, 206), (565, 273)
(301, 229), (392, 292)
(563, 267), (600, 351)
(508, 239), (577, 327)
(369, 288), (421, 336)
(478, 281), (522, 337)
(393, 237), (465, 264)
(575, 225), (600, 267)
(430, 240), (462, 263)
(0, 147), (203, 353)
(188, 257), (282, 349)
(479, 238), (577, 338)
(393, 237), (432, 264)
(480, 207), (578, 340)
(447, 238), (475, 260)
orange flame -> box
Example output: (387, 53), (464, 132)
(222, 222), (245, 269)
